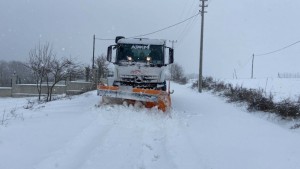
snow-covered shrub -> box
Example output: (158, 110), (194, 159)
(191, 76), (227, 91)
(192, 77), (300, 119)
(23, 99), (35, 109)
(275, 99), (300, 119)
(290, 123), (300, 129)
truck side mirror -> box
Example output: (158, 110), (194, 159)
(169, 48), (174, 64)
(107, 46), (113, 62)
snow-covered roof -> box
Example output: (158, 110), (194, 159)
(117, 38), (165, 45)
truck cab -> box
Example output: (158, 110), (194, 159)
(107, 36), (174, 91)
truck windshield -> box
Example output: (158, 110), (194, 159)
(117, 44), (164, 64)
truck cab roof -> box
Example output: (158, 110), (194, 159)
(117, 38), (165, 45)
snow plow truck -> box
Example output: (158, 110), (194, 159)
(97, 36), (174, 112)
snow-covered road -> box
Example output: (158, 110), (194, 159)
(1, 83), (300, 169)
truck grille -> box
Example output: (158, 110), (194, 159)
(120, 75), (159, 83)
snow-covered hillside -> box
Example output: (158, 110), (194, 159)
(1, 82), (300, 169)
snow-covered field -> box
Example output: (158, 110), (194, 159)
(222, 78), (300, 102)
(1, 82), (300, 169)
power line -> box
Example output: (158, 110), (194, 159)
(176, 5), (199, 45)
(255, 40), (300, 56)
(236, 56), (253, 71)
(251, 40), (300, 78)
(177, 13), (198, 47)
(179, 0), (195, 21)
(186, 0), (198, 18)
(95, 12), (200, 41)
(127, 12), (200, 38)
(176, 0), (198, 42)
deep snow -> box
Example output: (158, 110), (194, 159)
(1, 82), (300, 169)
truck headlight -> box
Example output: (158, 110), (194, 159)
(127, 56), (132, 61)
(146, 56), (151, 62)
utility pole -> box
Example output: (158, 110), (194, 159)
(92, 34), (97, 89)
(92, 34), (95, 69)
(198, 0), (208, 93)
(251, 54), (254, 79)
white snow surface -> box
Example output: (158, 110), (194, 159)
(1, 82), (300, 169)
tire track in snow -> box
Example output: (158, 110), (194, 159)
(34, 101), (206, 169)
(84, 106), (154, 169)
(78, 125), (145, 169)
(33, 113), (114, 169)
(138, 125), (178, 169)
(79, 105), (178, 169)
(163, 110), (210, 169)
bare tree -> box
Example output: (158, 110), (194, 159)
(85, 66), (91, 82)
(95, 54), (109, 79)
(88, 54), (109, 88)
(27, 42), (83, 101)
(169, 63), (187, 84)
(27, 42), (53, 101)
(47, 57), (80, 101)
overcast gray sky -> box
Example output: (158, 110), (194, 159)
(1, 0), (300, 78)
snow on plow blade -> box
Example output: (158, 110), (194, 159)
(97, 85), (171, 112)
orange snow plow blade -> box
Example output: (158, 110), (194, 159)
(97, 85), (171, 112)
